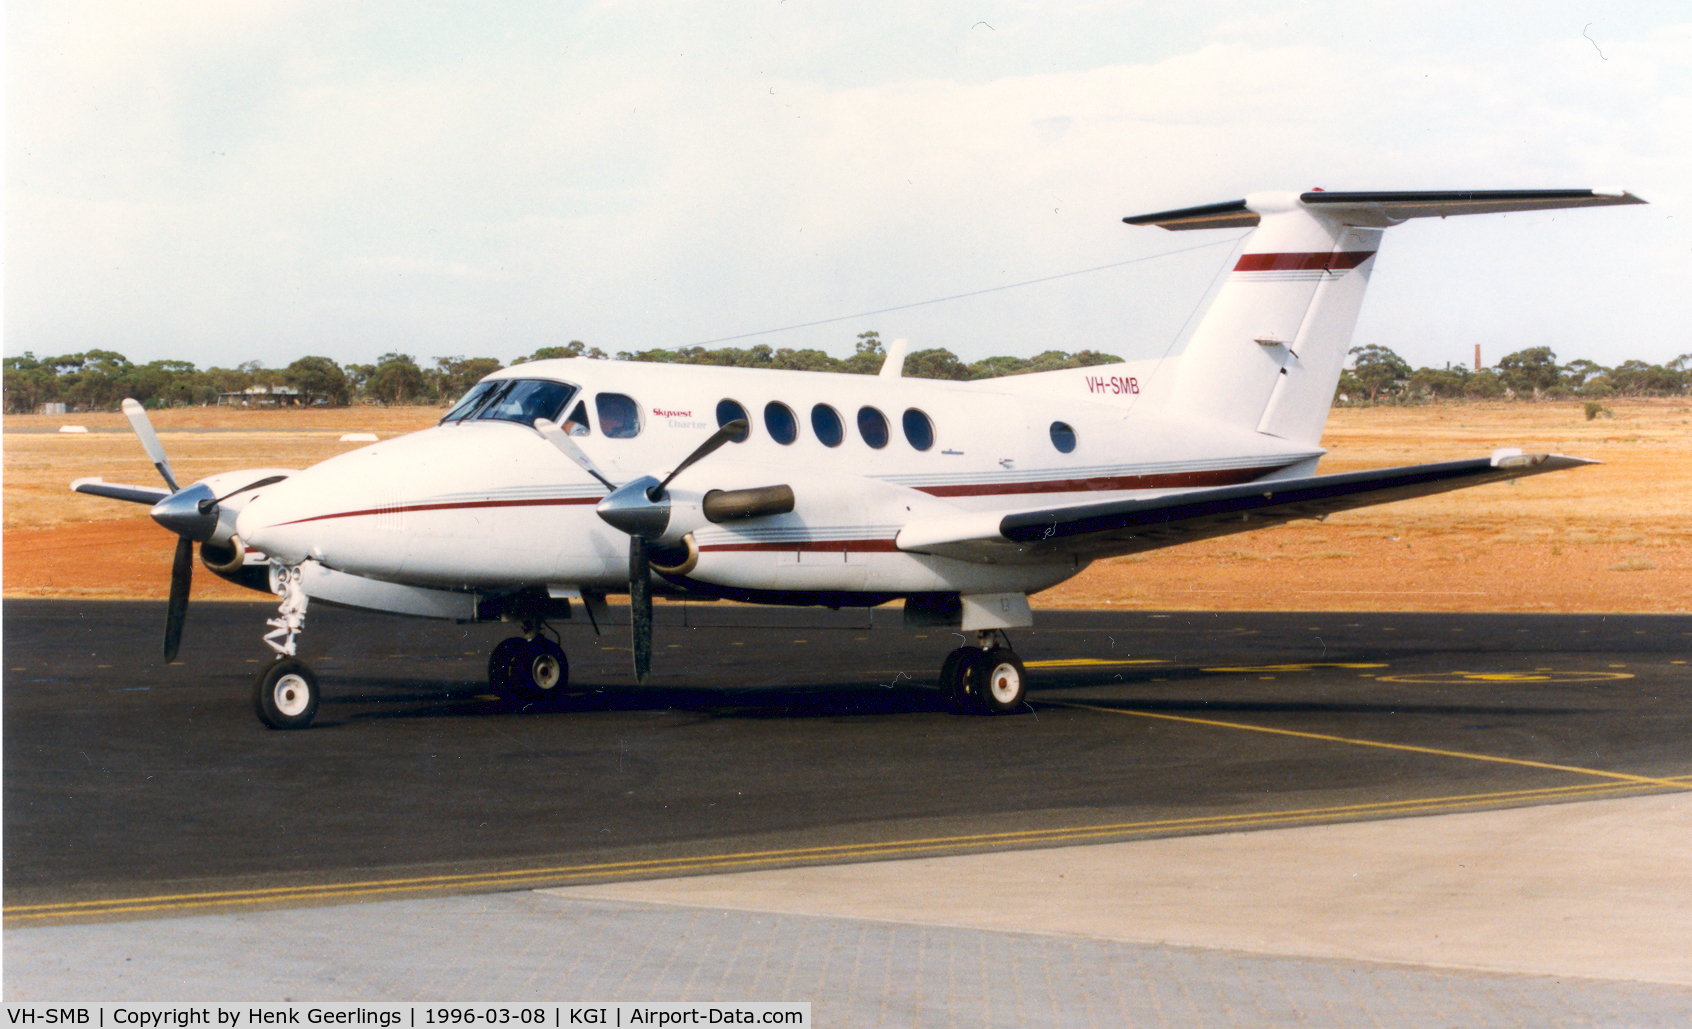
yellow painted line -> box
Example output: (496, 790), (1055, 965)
(1378, 671), (1634, 685)
(1201, 663), (1388, 673)
(1026, 658), (1166, 668)
(9, 776), (1688, 924)
(1054, 702), (1690, 790)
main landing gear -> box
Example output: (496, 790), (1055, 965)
(488, 619), (569, 701)
(938, 631), (1028, 715)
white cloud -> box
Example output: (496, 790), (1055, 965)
(7, 2), (1688, 373)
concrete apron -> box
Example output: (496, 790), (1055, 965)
(547, 791), (1692, 986)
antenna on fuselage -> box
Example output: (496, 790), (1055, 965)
(879, 337), (909, 379)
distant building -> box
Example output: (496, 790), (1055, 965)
(216, 385), (303, 407)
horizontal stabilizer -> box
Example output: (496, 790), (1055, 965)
(70, 477), (172, 506)
(901, 453), (1594, 563)
(1126, 189), (1645, 231)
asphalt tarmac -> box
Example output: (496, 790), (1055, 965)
(5, 599), (1689, 925)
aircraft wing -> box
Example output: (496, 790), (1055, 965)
(897, 452), (1594, 562)
(70, 477), (172, 506)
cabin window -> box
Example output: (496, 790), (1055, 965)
(764, 402), (799, 445)
(811, 404), (844, 447)
(902, 408), (934, 451)
(563, 401), (591, 436)
(595, 393), (642, 439)
(857, 406), (889, 449)
(716, 399), (751, 442)
(1050, 421), (1077, 453)
(441, 378), (578, 426)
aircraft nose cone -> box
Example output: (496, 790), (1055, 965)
(150, 483), (219, 542)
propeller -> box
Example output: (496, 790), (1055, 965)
(117, 399), (284, 662)
(535, 417), (748, 682)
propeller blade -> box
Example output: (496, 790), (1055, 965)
(533, 418), (618, 492)
(164, 536), (193, 662)
(200, 474), (289, 514)
(629, 536), (653, 683)
(121, 399), (180, 493)
(653, 419), (747, 497)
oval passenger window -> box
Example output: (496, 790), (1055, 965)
(716, 399), (751, 442)
(857, 406), (889, 449)
(1050, 421), (1077, 454)
(811, 404), (844, 447)
(902, 408), (934, 451)
(764, 402), (798, 445)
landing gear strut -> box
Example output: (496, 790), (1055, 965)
(254, 563), (320, 730)
(939, 630), (1027, 715)
(489, 619), (569, 700)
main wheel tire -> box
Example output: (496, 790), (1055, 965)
(969, 647), (1028, 715)
(253, 658), (319, 730)
(940, 646), (984, 713)
(522, 638), (568, 692)
(488, 637), (526, 693)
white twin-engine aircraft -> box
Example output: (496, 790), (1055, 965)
(75, 188), (1644, 729)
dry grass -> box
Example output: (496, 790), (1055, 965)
(5, 399), (1689, 611)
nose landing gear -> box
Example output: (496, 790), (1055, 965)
(939, 631), (1028, 715)
(254, 563), (321, 730)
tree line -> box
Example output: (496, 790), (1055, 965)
(0, 332), (1122, 413)
(6, 331), (1688, 414)
(1339, 344), (1692, 405)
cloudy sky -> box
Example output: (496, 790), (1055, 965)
(7, 1), (1689, 374)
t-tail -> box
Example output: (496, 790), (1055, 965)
(1125, 189), (1646, 447)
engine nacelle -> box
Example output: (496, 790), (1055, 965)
(200, 536), (273, 593)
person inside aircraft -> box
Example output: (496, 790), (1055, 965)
(595, 393), (641, 439)
(441, 379), (578, 426)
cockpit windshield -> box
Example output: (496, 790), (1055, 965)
(440, 378), (579, 426)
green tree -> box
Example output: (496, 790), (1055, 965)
(363, 352), (428, 405)
(903, 348), (972, 380)
(1495, 346), (1560, 396)
(513, 341), (606, 363)
(2, 352), (57, 413)
(1561, 359), (1608, 393)
(1607, 359), (1687, 396)
(841, 331), (885, 375)
(127, 359), (201, 407)
(1408, 365), (1470, 400)
(1346, 344), (1412, 402)
(769, 348), (842, 372)
(431, 356), (503, 404)
(285, 356), (353, 407)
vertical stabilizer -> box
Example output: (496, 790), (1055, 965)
(1124, 188), (1644, 448)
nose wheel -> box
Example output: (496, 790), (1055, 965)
(254, 657), (320, 730)
(939, 633), (1028, 715)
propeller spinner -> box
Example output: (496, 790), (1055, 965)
(534, 417), (748, 682)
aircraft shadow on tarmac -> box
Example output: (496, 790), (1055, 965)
(300, 667), (1586, 728)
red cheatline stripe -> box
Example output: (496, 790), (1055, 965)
(275, 496), (600, 527)
(699, 540), (900, 553)
(1235, 251), (1376, 273)
(271, 465), (1287, 526)
(917, 466), (1273, 497)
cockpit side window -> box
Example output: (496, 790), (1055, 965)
(563, 401), (591, 437)
(441, 379), (578, 426)
(441, 381), (499, 423)
(595, 393), (642, 439)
